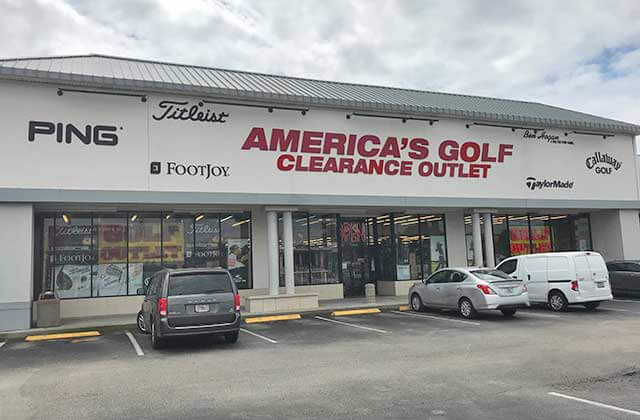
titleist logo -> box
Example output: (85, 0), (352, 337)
(152, 100), (229, 123)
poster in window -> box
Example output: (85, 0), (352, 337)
(226, 239), (250, 287)
(530, 226), (552, 253)
(93, 263), (127, 296)
(54, 265), (91, 298)
(430, 235), (447, 271)
(509, 227), (530, 255)
(128, 263), (144, 294)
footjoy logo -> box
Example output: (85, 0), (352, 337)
(150, 161), (230, 179)
(525, 177), (574, 191)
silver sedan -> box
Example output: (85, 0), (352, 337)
(408, 268), (530, 319)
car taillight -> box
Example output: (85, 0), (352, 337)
(571, 280), (579, 292)
(158, 297), (168, 316)
(477, 284), (496, 295)
(234, 293), (241, 312)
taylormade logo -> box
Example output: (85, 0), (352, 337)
(525, 177), (574, 191)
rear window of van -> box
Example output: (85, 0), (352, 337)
(168, 272), (233, 296)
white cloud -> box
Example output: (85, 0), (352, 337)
(0, 0), (638, 126)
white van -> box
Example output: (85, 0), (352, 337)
(495, 252), (613, 311)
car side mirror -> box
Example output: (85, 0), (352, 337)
(136, 287), (145, 295)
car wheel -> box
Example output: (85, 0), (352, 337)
(584, 302), (600, 311)
(224, 331), (239, 344)
(410, 293), (425, 312)
(500, 308), (517, 317)
(548, 291), (568, 312)
(458, 298), (477, 319)
(137, 311), (148, 334)
(151, 319), (165, 349)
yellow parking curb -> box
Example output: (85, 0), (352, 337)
(331, 308), (381, 316)
(245, 314), (301, 324)
(398, 305), (410, 311)
(25, 331), (101, 342)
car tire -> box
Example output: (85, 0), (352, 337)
(224, 331), (239, 344)
(137, 311), (148, 334)
(584, 302), (600, 311)
(500, 308), (517, 317)
(458, 298), (477, 319)
(548, 291), (568, 312)
(151, 319), (166, 349)
(410, 293), (425, 312)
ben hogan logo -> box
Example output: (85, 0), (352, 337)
(525, 177), (574, 191)
(151, 161), (230, 180)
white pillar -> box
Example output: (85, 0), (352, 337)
(472, 212), (484, 267)
(266, 211), (279, 296)
(282, 211), (295, 295)
(483, 213), (495, 268)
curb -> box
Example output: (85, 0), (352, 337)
(0, 302), (409, 338)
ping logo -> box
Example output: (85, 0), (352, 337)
(28, 121), (120, 146)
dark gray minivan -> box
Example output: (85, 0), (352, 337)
(138, 268), (241, 349)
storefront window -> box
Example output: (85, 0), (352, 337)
(529, 216), (553, 253)
(309, 216), (339, 284)
(221, 213), (251, 289)
(420, 215), (447, 276)
(53, 215), (93, 298)
(128, 214), (162, 295)
(36, 211), (253, 298)
(573, 215), (592, 251)
(395, 215), (421, 280)
(375, 214), (395, 281)
(508, 215), (531, 256)
(94, 216), (127, 296)
(492, 216), (509, 264)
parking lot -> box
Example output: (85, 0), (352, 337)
(2, 299), (640, 420)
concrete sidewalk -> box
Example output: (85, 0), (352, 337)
(0, 295), (408, 339)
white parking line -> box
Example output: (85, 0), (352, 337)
(548, 392), (640, 416)
(519, 311), (561, 318)
(390, 311), (481, 326)
(600, 307), (632, 312)
(240, 328), (278, 344)
(125, 331), (144, 356)
(614, 299), (640, 303)
(0, 340), (6, 349)
(314, 316), (388, 333)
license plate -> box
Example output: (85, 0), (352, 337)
(596, 282), (605, 288)
(503, 287), (515, 295)
(195, 304), (210, 313)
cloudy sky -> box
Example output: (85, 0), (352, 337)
(1, 0), (639, 126)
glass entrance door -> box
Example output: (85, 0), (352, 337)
(339, 218), (371, 297)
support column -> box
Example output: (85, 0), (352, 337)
(282, 211), (295, 295)
(266, 211), (279, 296)
(472, 212), (484, 267)
(483, 213), (495, 268)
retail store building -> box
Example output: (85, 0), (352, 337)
(1, 54), (640, 331)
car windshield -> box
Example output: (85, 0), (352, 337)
(168, 272), (233, 296)
(471, 270), (513, 281)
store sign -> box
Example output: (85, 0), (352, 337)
(585, 152), (622, 174)
(28, 120), (120, 146)
(1, 83), (638, 201)
(241, 128), (514, 179)
(152, 100), (229, 123)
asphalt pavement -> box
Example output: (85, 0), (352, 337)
(1, 299), (640, 419)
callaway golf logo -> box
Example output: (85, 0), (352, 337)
(525, 177), (574, 191)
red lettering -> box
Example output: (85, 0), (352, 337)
(309, 155), (323, 172)
(418, 161), (432, 176)
(295, 155), (309, 171)
(384, 160), (399, 175)
(357, 135), (380, 157)
(433, 162), (447, 177)
(408, 138), (429, 159)
(438, 140), (459, 161)
(301, 131), (323, 153)
(353, 159), (369, 174)
(369, 160), (384, 174)
(269, 129), (300, 151)
(460, 142), (481, 162)
(498, 144), (513, 162)
(322, 132), (346, 155)
(379, 137), (401, 158)
(276, 154), (295, 171)
(338, 158), (354, 173)
(480, 143), (496, 162)
(347, 134), (357, 155)
(241, 127), (268, 150)
(323, 157), (338, 172)
(400, 161), (412, 176)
